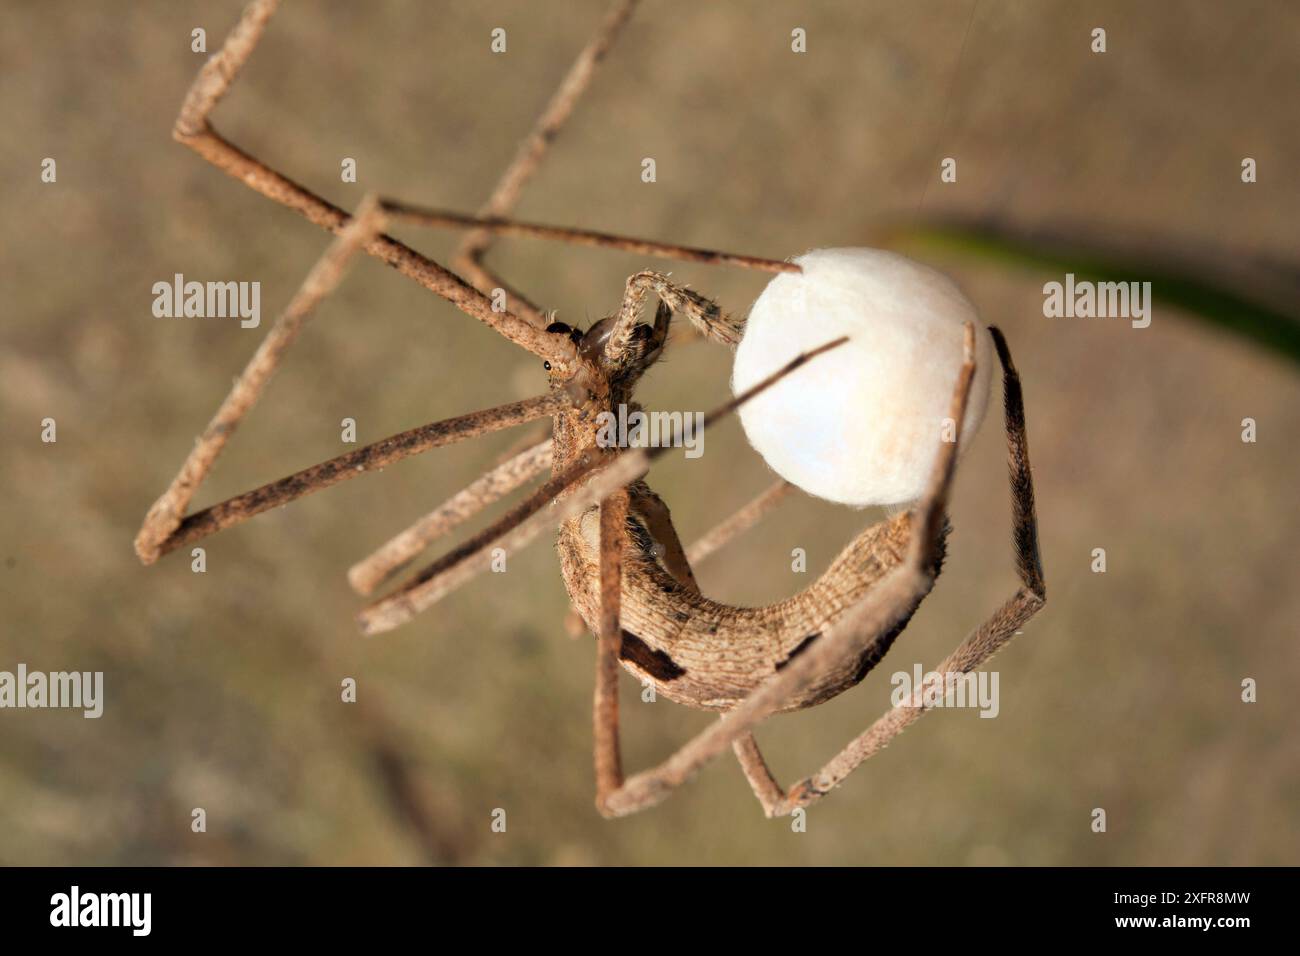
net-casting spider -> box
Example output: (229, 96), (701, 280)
(135, 0), (1045, 818)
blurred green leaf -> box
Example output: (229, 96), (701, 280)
(886, 221), (1300, 368)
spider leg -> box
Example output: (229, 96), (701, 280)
(386, 202), (798, 278)
(149, 393), (562, 562)
(347, 438), (555, 596)
(605, 271), (745, 369)
(593, 325), (976, 817)
(594, 488), (629, 797)
(454, 0), (642, 325)
(730, 729), (787, 811)
(737, 326), (1047, 817)
(135, 195), (386, 563)
(573, 474), (790, 638)
(358, 444), (633, 636)
(390, 0), (791, 313)
(172, 0), (573, 364)
(562, 469), (698, 638)
(632, 484), (699, 593)
(687, 479), (795, 567)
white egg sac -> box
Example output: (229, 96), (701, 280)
(731, 248), (993, 507)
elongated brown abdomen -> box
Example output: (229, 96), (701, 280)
(556, 482), (944, 712)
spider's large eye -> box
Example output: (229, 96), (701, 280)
(543, 361), (552, 371)
(547, 320), (584, 348)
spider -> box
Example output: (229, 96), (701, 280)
(135, 0), (1044, 818)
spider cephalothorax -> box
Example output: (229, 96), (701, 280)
(135, 0), (1044, 821)
(544, 307), (669, 396)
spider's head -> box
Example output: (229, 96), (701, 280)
(543, 320), (586, 363)
(540, 320), (584, 384)
(541, 315), (664, 404)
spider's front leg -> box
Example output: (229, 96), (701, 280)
(606, 271), (745, 367)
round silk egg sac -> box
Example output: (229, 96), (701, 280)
(731, 248), (993, 507)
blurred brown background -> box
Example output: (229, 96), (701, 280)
(1, 0), (1296, 865)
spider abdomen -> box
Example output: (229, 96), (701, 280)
(557, 492), (939, 712)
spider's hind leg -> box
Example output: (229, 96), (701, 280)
(741, 325), (1046, 816)
(592, 327), (975, 817)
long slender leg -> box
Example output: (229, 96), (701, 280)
(348, 439), (554, 595)
(358, 337), (848, 636)
(738, 326), (1046, 816)
(454, 0), (641, 325)
(134, 194), (385, 563)
(730, 729), (786, 812)
(433, 0), (798, 325)
(389, 202), (799, 278)
(687, 479), (795, 567)
(563, 469), (700, 639)
(155, 393), (561, 560)
(592, 327), (975, 817)
(358, 446), (620, 636)
(774, 589), (1044, 815)
(172, 0), (572, 364)
(683, 476), (800, 795)
(594, 489), (628, 802)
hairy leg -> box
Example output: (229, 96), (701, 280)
(606, 271), (746, 367)
(388, 202), (798, 279)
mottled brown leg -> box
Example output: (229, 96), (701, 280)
(171, 0), (572, 363)
(731, 731), (785, 815)
(153, 394), (562, 562)
(358, 445), (616, 637)
(348, 439), (554, 595)
(454, 0), (642, 326)
(593, 488), (629, 807)
(134, 195), (385, 563)
(387, 203), (799, 280)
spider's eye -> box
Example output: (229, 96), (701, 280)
(544, 361), (552, 371)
